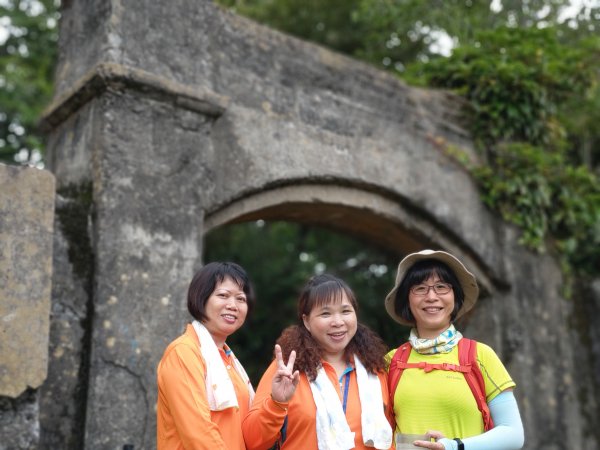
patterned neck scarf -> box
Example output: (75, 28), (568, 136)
(409, 324), (463, 354)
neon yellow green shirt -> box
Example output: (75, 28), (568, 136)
(385, 341), (515, 439)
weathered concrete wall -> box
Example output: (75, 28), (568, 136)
(32, 0), (599, 449)
(0, 163), (55, 449)
(42, 87), (215, 448)
(49, 0), (503, 279)
(39, 190), (94, 449)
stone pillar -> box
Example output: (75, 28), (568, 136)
(0, 163), (55, 449)
(42, 65), (227, 448)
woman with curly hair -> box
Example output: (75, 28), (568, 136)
(242, 274), (394, 450)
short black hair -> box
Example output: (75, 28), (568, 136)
(394, 259), (464, 324)
(187, 262), (255, 321)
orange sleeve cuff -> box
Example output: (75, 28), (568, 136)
(268, 395), (289, 413)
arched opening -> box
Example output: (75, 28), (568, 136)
(203, 184), (439, 256)
(203, 219), (410, 383)
(201, 184), (492, 383)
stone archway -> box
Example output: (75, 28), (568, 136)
(21, 0), (597, 448)
(204, 183), (496, 294)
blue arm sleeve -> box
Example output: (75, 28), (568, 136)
(438, 390), (524, 450)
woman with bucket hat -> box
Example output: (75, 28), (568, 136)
(384, 250), (524, 450)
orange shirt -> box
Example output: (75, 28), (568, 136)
(157, 324), (250, 450)
(243, 359), (393, 450)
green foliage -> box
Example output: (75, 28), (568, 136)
(414, 27), (598, 152)
(216, 0), (365, 56)
(204, 221), (407, 383)
(559, 63), (600, 169)
(353, 0), (502, 70)
(472, 143), (600, 275)
(353, 0), (598, 71)
(0, 0), (59, 166)
(416, 27), (600, 276)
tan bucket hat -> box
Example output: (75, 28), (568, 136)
(385, 249), (479, 325)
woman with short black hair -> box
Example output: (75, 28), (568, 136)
(157, 262), (255, 449)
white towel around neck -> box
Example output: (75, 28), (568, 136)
(192, 320), (255, 411)
(309, 356), (393, 449)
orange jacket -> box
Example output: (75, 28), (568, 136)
(157, 324), (250, 450)
(242, 359), (393, 450)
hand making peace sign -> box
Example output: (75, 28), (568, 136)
(270, 344), (300, 403)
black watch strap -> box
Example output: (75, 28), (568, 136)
(453, 438), (464, 450)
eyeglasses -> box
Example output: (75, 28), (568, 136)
(410, 282), (453, 296)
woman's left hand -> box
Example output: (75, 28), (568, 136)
(271, 344), (300, 403)
(413, 430), (446, 449)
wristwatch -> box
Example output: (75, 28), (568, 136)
(453, 438), (464, 450)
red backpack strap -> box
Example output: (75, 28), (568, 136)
(459, 338), (494, 431)
(388, 342), (411, 406)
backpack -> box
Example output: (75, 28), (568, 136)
(388, 338), (494, 431)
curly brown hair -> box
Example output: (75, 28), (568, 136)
(275, 274), (388, 381)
